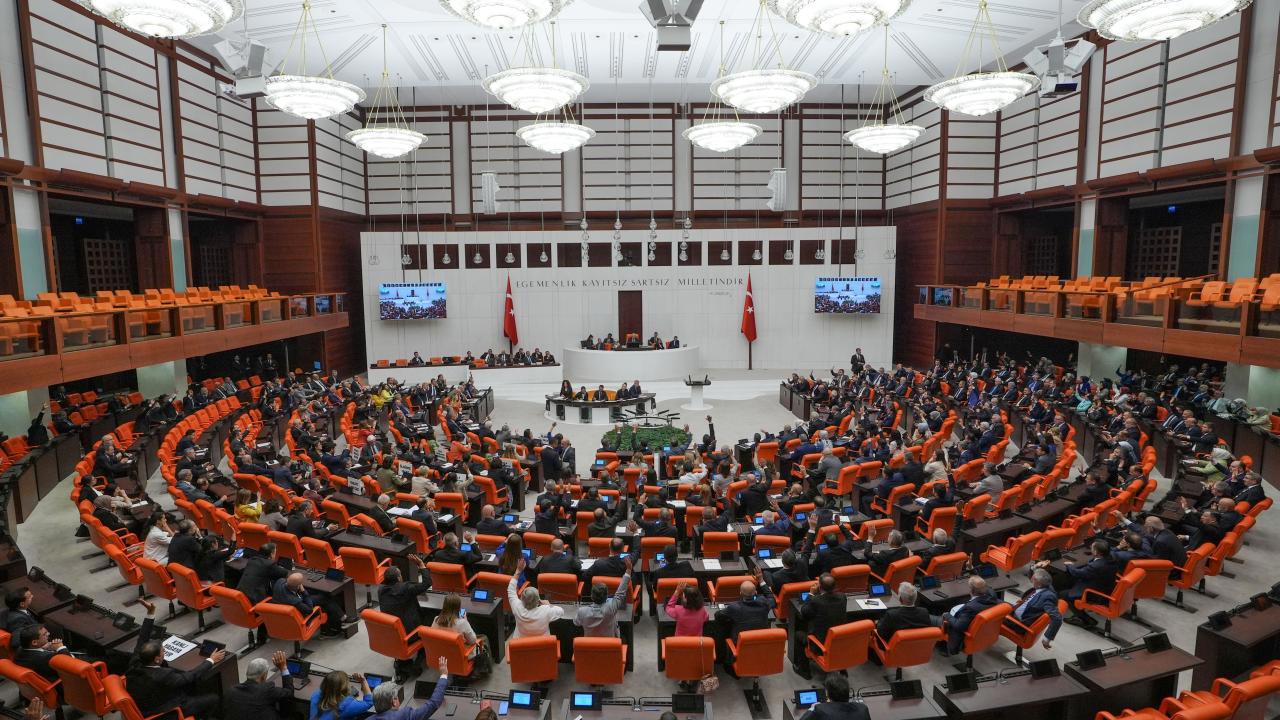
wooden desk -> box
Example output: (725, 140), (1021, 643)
(957, 515), (1032, 557)
(561, 699), (713, 720)
(1192, 604), (1280, 686)
(786, 594), (896, 672)
(548, 604), (636, 671)
(1064, 646), (1202, 717)
(330, 530), (417, 575)
(917, 575), (1018, 613)
(168, 640), (240, 703)
(223, 557), (358, 618)
(1015, 497), (1079, 531)
(0, 575), (74, 616)
(43, 604), (140, 666)
(418, 591), (508, 662)
(930, 671), (1090, 720)
(784, 696), (944, 720)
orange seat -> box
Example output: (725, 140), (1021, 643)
(726, 628), (787, 711)
(508, 635), (560, 685)
(169, 563), (219, 632)
(473, 572), (518, 612)
(49, 653), (113, 716)
(916, 506), (957, 539)
(920, 551), (968, 582)
(873, 626), (944, 680)
(831, 563), (871, 593)
(0, 658), (59, 711)
(422, 626), (477, 677)
(1163, 673), (1280, 720)
(1126, 559), (1173, 617)
(237, 522), (270, 550)
(871, 483), (915, 517)
(980, 531), (1042, 573)
(301, 537), (344, 572)
(209, 584), (264, 651)
(1000, 599), (1067, 665)
(662, 635), (715, 683)
(537, 573), (584, 603)
(1032, 527), (1075, 561)
(707, 575), (754, 604)
(426, 562), (472, 593)
(858, 518), (894, 543)
(701, 531), (739, 557)
(872, 555), (922, 588)
(136, 556), (179, 616)
(960, 602), (1013, 669)
(1075, 567), (1145, 638)
(573, 637), (627, 685)
(106, 673), (194, 720)
(255, 599), (327, 657)
(361, 609), (425, 663)
(807, 619), (874, 673)
(339, 546), (391, 609)
(266, 531), (304, 564)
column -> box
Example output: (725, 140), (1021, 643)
(136, 360), (189, 399)
(1075, 341), (1127, 380)
(1076, 198), (1096, 277)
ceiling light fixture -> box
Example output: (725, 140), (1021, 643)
(347, 26), (426, 158)
(815, 245), (826, 260)
(752, 247), (762, 261)
(439, 0), (570, 29)
(517, 120), (594, 153)
(923, 0), (1038, 117)
(1078, 0), (1252, 41)
(768, 0), (909, 36)
(711, 1), (817, 114)
(844, 25), (924, 154)
(77, 0), (242, 37)
(473, 250), (483, 264)
(685, 22), (763, 153)
(483, 22), (588, 113)
(442, 250), (452, 264)
(784, 246), (794, 261)
(720, 246), (731, 261)
(539, 249), (549, 262)
(504, 251), (515, 263)
(264, 1), (365, 120)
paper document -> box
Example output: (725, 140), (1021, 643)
(856, 598), (887, 611)
(162, 636), (197, 662)
(387, 507), (412, 517)
(702, 559), (721, 570)
(762, 559), (784, 569)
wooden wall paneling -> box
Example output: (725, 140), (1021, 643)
(366, 109), (452, 216)
(316, 214), (364, 377)
(1094, 196), (1130, 276)
(798, 105), (884, 211)
(557, 243), (582, 267)
(892, 207), (939, 366)
(259, 210), (318, 293)
(579, 105), (674, 213)
(1257, 173), (1280, 276)
(617, 241), (642, 267)
(0, 189), (19, 297)
(799, 239), (825, 265)
(586, 243), (611, 267)
(707, 240), (732, 265)
(939, 204), (995, 284)
(738, 240), (763, 265)
(469, 109), (562, 213)
(132, 205), (170, 289)
(692, 112), (781, 211)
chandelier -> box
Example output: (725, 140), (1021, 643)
(685, 22), (763, 153)
(439, 0), (571, 29)
(711, 1), (817, 114)
(485, 67), (588, 114)
(264, 1), (365, 120)
(347, 26), (426, 159)
(923, 0), (1037, 116)
(517, 121), (594, 153)
(76, 0), (243, 37)
(767, 0), (910, 36)
(844, 25), (923, 154)
(1078, 0), (1253, 41)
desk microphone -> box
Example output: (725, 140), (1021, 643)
(1103, 642), (1131, 660)
(855, 685), (885, 698)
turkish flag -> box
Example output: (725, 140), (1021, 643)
(740, 274), (758, 343)
(503, 276), (519, 346)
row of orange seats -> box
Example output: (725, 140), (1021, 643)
(0, 285), (282, 319)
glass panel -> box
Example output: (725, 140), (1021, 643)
(960, 288), (983, 309)
(918, 287), (927, 305)
(259, 299), (283, 323)
(223, 302), (250, 328)
(1176, 298), (1242, 334)
(1024, 291), (1053, 316)
(314, 296), (332, 314)
(1063, 292), (1105, 320)
(289, 297), (311, 317)
(126, 309), (174, 341)
(931, 288), (954, 307)
(58, 313), (116, 351)
(336, 294), (347, 313)
(179, 305), (217, 334)
(1116, 295), (1168, 327)
(0, 319), (47, 359)
(989, 289), (1014, 312)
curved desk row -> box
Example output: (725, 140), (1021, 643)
(545, 393), (657, 425)
(367, 364), (562, 386)
(562, 345), (701, 383)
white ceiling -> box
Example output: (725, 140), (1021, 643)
(192, 0), (1093, 105)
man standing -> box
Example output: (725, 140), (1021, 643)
(378, 557), (433, 682)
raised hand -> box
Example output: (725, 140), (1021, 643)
(272, 650), (288, 669)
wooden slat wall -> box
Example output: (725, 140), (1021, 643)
(885, 100), (942, 209)
(469, 110), (562, 213)
(579, 106), (674, 213)
(799, 106), (884, 211)
(366, 109), (452, 216)
(692, 113), (780, 211)
(1160, 14), (1240, 165)
(892, 207), (938, 367)
(29, 0), (109, 175)
(997, 77), (1083, 195)
(314, 113), (366, 215)
(255, 103), (312, 206)
(946, 113), (996, 200)
(1098, 40), (1163, 176)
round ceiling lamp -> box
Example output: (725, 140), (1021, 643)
(517, 121), (595, 154)
(844, 25), (924, 154)
(264, 1), (365, 120)
(76, 0), (242, 37)
(767, 0), (910, 36)
(684, 121), (762, 153)
(439, 0), (572, 29)
(923, 0), (1037, 116)
(347, 26), (426, 158)
(712, 68), (817, 114)
(483, 67), (589, 114)
(1078, 0), (1253, 42)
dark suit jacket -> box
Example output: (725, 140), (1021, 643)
(125, 619), (217, 715)
(237, 556), (289, 604)
(800, 591), (847, 643)
(875, 605), (933, 639)
(949, 591), (1000, 634)
(167, 533), (202, 572)
(800, 702), (871, 720)
(534, 552), (581, 580)
(714, 591), (776, 640)
(1008, 586), (1062, 641)
(15, 646), (68, 681)
(223, 677), (294, 720)
(270, 578), (316, 616)
(651, 560), (696, 583)
(864, 545), (909, 578)
(431, 545), (482, 572)
(585, 554), (628, 583)
(476, 518), (513, 537)
(378, 573), (433, 630)
(1, 608), (37, 647)
(285, 514), (323, 540)
(368, 506), (396, 534)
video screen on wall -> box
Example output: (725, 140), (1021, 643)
(379, 282), (447, 320)
(815, 277), (882, 314)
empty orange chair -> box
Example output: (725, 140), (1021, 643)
(1126, 559), (1173, 622)
(426, 562), (472, 593)
(920, 552), (968, 582)
(960, 603), (1013, 669)
(872, 555), (922, 588)
(916, 506), (957, 539)
(587, 537), (612, 558)
(0, 658), (58, 711)
(1169, 543), (1214, 610)
(523, 532), (556, 557)
(361, 609), (425, 674)
(832, 564), (871, 593)
(508, 635), (559, 685)
(339, 546), (391, 609)
(662, 635), (715, 686)
(1075, 567), (1145, 638)
(301, 537), (344, 572)
(726, 628), (787, 711)
(1161, 673), (1280, 719)
(981, 531), (1042, 574)
(537, 573), (583, 603)
(50, 653), (113, 717)
(1000, 599), (1068, 665)
(573, 637), (627, 685)
(136, 556), (179, 616)
(807, 619), (874, 673)
(267, 531), (304, 564)
(707, 575), (754, 603)
(873, 626), (944, 680)
(962, 494), (991, 525)
(238, 522), (270, 550)
(702, 531), (739, 557)
(169, 563), (219, 632)
(255, 599), (327, 657)
(209, 584), (264, 651)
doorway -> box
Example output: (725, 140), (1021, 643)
(618, 290), (642, 340)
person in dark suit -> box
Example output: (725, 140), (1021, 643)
(284, 502), (337, 540)
(166, 520), (203, 573)
(799, 673), (870, 720)
(430, 533), (483, 574)
(223, 651), (295, 720)
(587, 507), (622, 538)
(475, 505), (513, 537)
(532, 539), (581, 582)
(271, 573), (344, 635)
(1042, 540), (1120, 628)
(800, 574), (847, 655)
(916, 529), (957, 565)
(920, 482), (954, 521)
(539, 441), (563, 483)
(367, 494), (397, 534)
(585, 539), (629, 584)
(805, 526), (865, 576)
(532, 499), (560, 536)
(650, 543), (695, 585)
(237, 543), (290, 605)
(763, 549), (810, 592)
(14, 624), (70, 681)
(876, 583), (933, 640)
(377, 557), (433, 681)
(714, 573), (776, 673)
(863, 530), (910, 578)
(94, 437), (132, 479)
(1004, 569), (1061, 648)
(629, 507), (677, 539)
(695, 506), (731, 533)
(939, 576), (1001, 654)
(1235, 472), (1266, 507)
(408, 497), (438, 536)
(1, 588), (39, 647)
(1115, 513), (1186, 570)
(126, 599), (226, 719)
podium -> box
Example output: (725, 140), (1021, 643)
(682, 375), (711, 411)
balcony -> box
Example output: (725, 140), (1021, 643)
(914, 281), (1280, 368)
(0, 292), (348, 395)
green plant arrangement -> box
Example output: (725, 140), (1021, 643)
(601, 424), (691, 452)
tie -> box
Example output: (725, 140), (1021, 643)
(1014, 590), (1038, 620)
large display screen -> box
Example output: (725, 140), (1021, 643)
(815, 276), (882, 314)
(379, 282), (447, 320)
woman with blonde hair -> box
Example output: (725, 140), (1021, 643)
(234, 488), (262, 523)
(309, 670), (371, 720)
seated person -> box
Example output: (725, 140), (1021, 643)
(875, 582), (932, 640)
(1004, 568), (1061, 649)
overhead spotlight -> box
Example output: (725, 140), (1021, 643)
(1023, 32), (1096, 98)
(638, 0), (706, 51)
